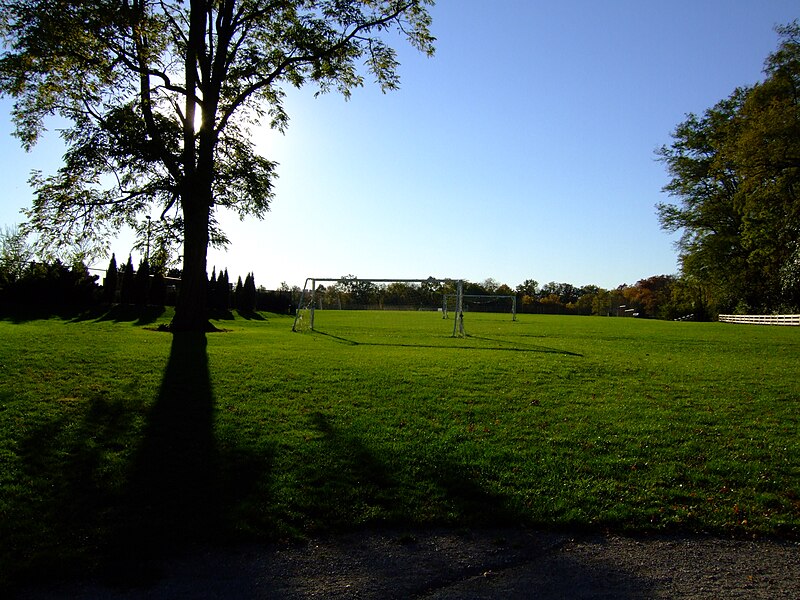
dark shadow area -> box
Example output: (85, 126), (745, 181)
(100, 331), (275, 588)
(208, 309), (236, 321)
(399, 530), (654, 600)
(312, 330), (583, 356)
(98, 332), (272, 586)
(15, 363), (774, 597)
(411, 455), (524, 528)
(0, 304), (164, 326)
(3, 390), (140, 590)
(314, 330), (360, 345)
(21, 527), (773, 599)
(234, 309), (266, 321)
(4, 303), (171, 326)
(3, 331), (273, 594)
(303, 412), (522, 532)
(301, 412), (399, 527)
(467, 334), (584, 357)
(103, 331), (220, 584)
(88, 304), (166, 326)
(0, 305), (101, 324)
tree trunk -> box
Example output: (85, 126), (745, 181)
(171, 1), (215, 333)
(171, 182), (214, 332)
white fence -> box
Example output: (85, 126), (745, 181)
(718, 314), (800, 326)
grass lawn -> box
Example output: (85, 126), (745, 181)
(1, 308), (798, 586)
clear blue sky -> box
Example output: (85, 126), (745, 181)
(1, 1), (798, 290)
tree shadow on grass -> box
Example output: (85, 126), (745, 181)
(102, 331), (271, 587)
(100, 331), (218, 584)
(467, 334), (583, 357)
(298, 412), (399, 527)
(3, 390), (142, 590)
(208, 309), (236, 321)
(4, 331), (273, 592)
(0, 304), (166, 326)
(300, 412), (523, 532)
(235, 309), (266, 321)
(91, 304), (166, 326)
(312, 330), (583, 356)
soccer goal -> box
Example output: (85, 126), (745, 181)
(442, 294), (517, 321)
(292, 277), (467, 336)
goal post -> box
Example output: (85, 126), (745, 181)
(291, 276), (467, 336)
(452, 278), (465, 337)
(442, 294), (517, 321)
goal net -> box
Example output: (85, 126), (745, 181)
(292, 277), (467, 336)
(442, 294), (517, 321)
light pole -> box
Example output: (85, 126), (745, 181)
(145, 216), (152, 263)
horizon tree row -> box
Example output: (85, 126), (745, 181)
(294, 274), (703, 320)
(0, 259), (100, 313)
(0, 223), (703, 319)
(207, 268), (258, 314)
(0, 226), (291, 315)
(102, 254), (170, 307)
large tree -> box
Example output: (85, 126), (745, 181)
(0, 0), (434, 330)
(656, 89), (751, 312)
(657, 22), (800, 313)
(0, 225), (35, 283)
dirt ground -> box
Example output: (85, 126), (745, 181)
(17, 528), (800, 599)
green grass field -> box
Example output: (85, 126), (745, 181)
(1, 308), (798, 586)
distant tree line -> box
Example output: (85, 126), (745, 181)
(103, 254), (174, 307)
(0, 259), (101, 313)
(206, 267), (267, 314)
(514, 276), (705, 319)
(104, 259), (286, 314)
(0, 226), (292, 315)
(0, 226), (703, 321)
(300, 274), (703, 320)
(0, 225), (99, 312)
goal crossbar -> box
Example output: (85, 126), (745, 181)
(292, 277), (467, 336)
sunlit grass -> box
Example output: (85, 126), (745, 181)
(1, 309), (798, 587)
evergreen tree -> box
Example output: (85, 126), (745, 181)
(102, 253), (118, 303)
(149, 267), (167, 307)
(216, 268), (230, 311)
(134, 259), (151, 306)
(208, 267), (217, 310)
(119, 255), (135, 304)
(242, 272), (257, 312)
(235, 276), (244, 311)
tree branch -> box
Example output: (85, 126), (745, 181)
(216, 3), (415, 135)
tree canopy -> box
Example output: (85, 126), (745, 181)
(0, 0), (435, 330)
(657, 21), (800, 314)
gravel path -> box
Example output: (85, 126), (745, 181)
(17, 528), (800, 599)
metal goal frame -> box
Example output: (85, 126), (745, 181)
(292, 277), (467, 337)
(442, 294), (516, 321)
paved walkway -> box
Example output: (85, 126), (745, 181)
(17, 528), (800, 599)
